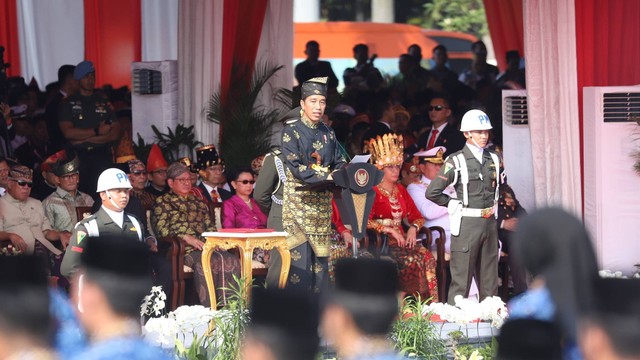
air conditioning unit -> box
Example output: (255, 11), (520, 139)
(583, 86), (640, 274)
(502, 89), (528, 125)
(131, 61), (178, 144)
(501, 90), (535, 212)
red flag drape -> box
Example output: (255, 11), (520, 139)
(84, 0), (141, 88)
(0, 0), (21, 77)
(482, 0), (524, 71)
(220, 0), (268, 101)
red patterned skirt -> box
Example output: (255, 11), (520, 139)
(389, 244), (439, 302)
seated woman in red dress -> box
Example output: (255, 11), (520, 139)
(367, 133), (439, 302)
(222, 168), (269, 264)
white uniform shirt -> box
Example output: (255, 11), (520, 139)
(407, 175), (456, 253)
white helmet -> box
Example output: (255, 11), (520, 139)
(96, 168), (132, 192)
(459, 109), (493, 132)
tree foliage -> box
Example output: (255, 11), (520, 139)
(408, 0), (488, 38)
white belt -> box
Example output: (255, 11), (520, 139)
(461, 207), (494, 218)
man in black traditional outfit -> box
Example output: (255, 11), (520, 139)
(275, 76), (346, 292)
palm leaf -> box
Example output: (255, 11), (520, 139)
(207, 61), (290, 169)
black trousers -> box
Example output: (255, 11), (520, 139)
(75, 145), (113, 195)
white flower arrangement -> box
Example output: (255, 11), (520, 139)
(140, 279), (250, 360)
(140, 286), (167, 317)
(144, 304), (218, 347)
(422, 296), (509, 329)
(599, 269), (629, 279)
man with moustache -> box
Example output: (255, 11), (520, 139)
(277, 77), (346, 292)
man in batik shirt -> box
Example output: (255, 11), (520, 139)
(127, 159), (155, 211)
(151, 162), (239, 307)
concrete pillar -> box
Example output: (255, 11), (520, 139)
(293, 0), (320, 22)
(372, 0), (394, 23)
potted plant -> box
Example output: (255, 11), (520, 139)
(207, 62), (291, 169)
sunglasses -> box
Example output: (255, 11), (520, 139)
(237, 180), (256, 185)
(132, 171), (147, 176)
(428, 105), (448, 112)
(11, 178), (33, 188)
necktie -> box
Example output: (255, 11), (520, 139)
(210, 189), (220, 202)
(426, 128), (439, 150)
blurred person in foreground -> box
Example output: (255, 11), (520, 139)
(0, 255), (57, 359)
(510, 207), (599, 360)
(322, 258), (406, 360)
(69, 236), (170, 360)
(496, 318), (563, 360)
(242, 288), (320, 360)
(579, 277), (640, 360)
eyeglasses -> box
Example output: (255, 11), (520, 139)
(60, 173), (79, 180)
(131, 171), (147, 176)
(152, 169), (167, 175)
(10, 178), (33, 187)
(172, 177), (192, 183)
(428, 105), (448, 112)
(237, 180), (256, 185)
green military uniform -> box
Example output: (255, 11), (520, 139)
(58, 92), (116, 194)
(253, 149), (286, 231)
(253, 149), (287, 288)
(426, 144), (501, 303)
(61, 207), (142, 278)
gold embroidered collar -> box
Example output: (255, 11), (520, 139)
(301, 114), (319, 129)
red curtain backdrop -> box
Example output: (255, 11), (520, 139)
(0, 0), (21, 77)
(575, 0), (640, 207)
(84, 0), (141, 88)
(220, 0), (268, 101)
(483, 0), (524, 71)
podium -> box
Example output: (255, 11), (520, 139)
(297, 163), (383, 257)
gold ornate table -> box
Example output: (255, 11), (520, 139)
(201, 231), (290, 308)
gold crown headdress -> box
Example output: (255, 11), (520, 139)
(369, 133), (404, 169)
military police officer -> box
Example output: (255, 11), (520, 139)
(426, 109), (502, 304)
(61, 167), (143, 278)
(58, 60), (121, 195)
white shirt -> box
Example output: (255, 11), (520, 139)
(202, 182), (223, 202)
(406, 175), (456, 253)
(426, 123), (448, 146)
(101, 205), (125, 228)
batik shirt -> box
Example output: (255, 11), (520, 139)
(131, 188), (157, 211)
(151, 191), (214, 253)
(43, 188), (95, 232)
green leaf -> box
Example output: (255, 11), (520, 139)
(207, 61), (289, 169)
